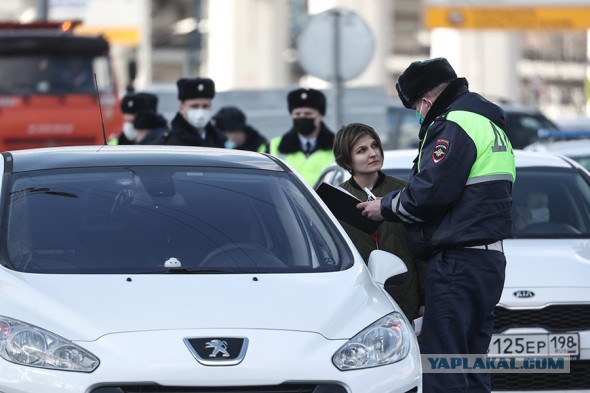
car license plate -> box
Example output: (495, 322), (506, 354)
(489, 333), (579, 359)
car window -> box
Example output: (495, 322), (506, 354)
(511, 167), (590, 238)
(384, 106), (420, 150)
(505, 112), (558, 149)
(5, 166), (351, 274)
(571, 156), (590, 171)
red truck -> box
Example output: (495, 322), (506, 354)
(0, 21), (123, 150)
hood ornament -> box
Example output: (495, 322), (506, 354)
(205, 339), (230, 357)
(184, 337), (248, 366)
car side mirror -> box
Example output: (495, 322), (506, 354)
(367, 250), (408, 287)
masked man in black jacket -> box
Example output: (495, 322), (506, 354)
(164, 77), (226, 148)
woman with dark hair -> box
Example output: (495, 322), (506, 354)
(332, 122), (424, 322)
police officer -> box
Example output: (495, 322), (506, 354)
(164, 77), (226, 148)
(132, 110), (169, 145)
(268, 88), (335, 186)
(212, 106), (269, 152)
(109, 92), (159, 145)
(358, 58), (515, 393)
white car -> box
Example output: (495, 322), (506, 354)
(317, 149), (590, 392)
(0, 145), (421, 393)
(525, 135), (590, 172)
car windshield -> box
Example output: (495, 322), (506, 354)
(512, 167), (590, 238)
(4, 166), (350, 274)
(0, 55), (109, 95)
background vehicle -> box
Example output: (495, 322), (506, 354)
(525, 130), (590, 171)
(317, 149), (590, 391)
(0, 145), (421, 393)
(0, 21), (122, 150)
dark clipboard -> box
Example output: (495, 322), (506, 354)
(316, 182), (380, 234)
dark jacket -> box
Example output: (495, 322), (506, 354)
(238, 125), (269, 152)
(340, 172), (425, 321)
(380, 78), (514, 258)
(164, 113), (227, 148)
(138, 127), (168, 145)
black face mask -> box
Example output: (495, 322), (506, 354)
(293, 117), (316, 136)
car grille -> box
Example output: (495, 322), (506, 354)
(492, 360), (590, 390)
(91, 384), (347, 393)
(494, 305), (590, 333)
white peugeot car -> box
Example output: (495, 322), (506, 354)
(0, 145), (421, 393)
(317, 149), (590, 392)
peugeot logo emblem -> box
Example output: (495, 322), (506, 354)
(205, 339), (230, 358)
(513, 290), (535, 298)
(184, 337), (249, 366)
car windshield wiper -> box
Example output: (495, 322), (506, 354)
(10, 187), (78, 201)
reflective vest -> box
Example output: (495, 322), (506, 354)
(269, 137), (334, 186)
(419, 110), (516, 185)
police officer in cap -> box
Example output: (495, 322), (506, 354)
(213, 106), (269, 152)
(110, 92), (159, 145)
(132, 110), (169, 145)
(358, 58), (515, 393)
(164, 77), (226, 147)
(268, 88), (335, 186)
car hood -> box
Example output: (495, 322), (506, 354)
(0, 262), (396, 342)
(504, 239), (590, 289)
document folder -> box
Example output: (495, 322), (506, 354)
(316, 182), (380, 234)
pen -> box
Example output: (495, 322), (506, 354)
(364, 187), (377, 201)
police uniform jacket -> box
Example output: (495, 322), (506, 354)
(269, 122), (335, 186)
(340, 172), (425, 321)
(381, 78), (516, 258)
(165, 112), (227, 148)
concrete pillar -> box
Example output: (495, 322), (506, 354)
(431, 29), (521, 102)
(206, 0), (290, 90)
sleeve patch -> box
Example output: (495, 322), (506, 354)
(432, 138), (450, 164)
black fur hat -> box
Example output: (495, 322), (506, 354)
(396, 58), (457, 108)
(133, 110), (167, 130)
(120, 92), (158, 114)
(177, 77), (215, 101)
(287, 88), (326, 115)
(213, 106), (246, 132)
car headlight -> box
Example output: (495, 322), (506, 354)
(0, 316), (99, 372)
(332, 312), (411, 370)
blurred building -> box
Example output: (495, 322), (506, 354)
(0, 0), (588, 118)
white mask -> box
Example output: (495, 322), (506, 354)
(186, 109), (212, 129)
(530, 207), (550, 224)
(122, 122), (136, 141)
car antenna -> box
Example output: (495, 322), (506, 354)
(93, 73), (107, 145)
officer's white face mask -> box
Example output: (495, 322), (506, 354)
(186, 109), (212, 129)
(122, 121), (137, 141)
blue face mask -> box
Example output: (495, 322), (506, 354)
(415, 101), (425, 125)
(415, 111), (425, 125)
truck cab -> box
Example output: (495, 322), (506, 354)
(0, 21), (122, 150)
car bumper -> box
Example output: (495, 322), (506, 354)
(0, 328), (422, 393)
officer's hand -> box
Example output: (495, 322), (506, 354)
(357, 199), (384, 221)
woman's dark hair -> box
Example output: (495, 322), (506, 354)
(333, 123), (383, 173)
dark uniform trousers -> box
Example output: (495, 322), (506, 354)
(420, 248), (506, 393)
